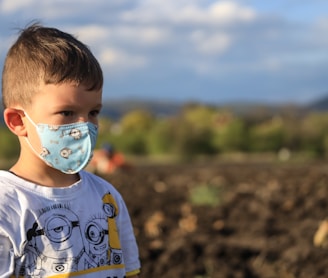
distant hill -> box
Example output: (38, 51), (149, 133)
(1, 93), (328, 124)
(100, 94), (328, 119)
(101, 99), (183, 120)
(304, 94), (328, 111)
(100, 99), (307, 119)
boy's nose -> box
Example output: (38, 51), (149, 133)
(77, 115), (89, 122)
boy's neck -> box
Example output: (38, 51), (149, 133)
(10, 156), (80, 188)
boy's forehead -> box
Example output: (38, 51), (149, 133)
(38, 82), (102, 93)
(33, 82), (102, 105)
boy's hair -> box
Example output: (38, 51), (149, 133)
(1, 23), (103, 108)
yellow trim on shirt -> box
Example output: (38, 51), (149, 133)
(126, 269), (141, 277)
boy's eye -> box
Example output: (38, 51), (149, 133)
(90, 110), (100, 117)
(60, 111), (73, 117)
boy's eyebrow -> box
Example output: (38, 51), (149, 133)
(95, 103), (103, 110)
(51, 103), (103, 110)
(94, 103), (103, 108)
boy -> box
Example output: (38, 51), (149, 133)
(0, 23), (140, 277)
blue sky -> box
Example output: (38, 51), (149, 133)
(1, 0), (328, 105)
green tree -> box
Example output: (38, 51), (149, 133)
(118, 110), (155, 155)
(146, 119), (174, 155)
(174, 104), (218, 156)
(248, 116), (285, 152)
(300, 113), (328, 156)
(212, 114), (247, 152)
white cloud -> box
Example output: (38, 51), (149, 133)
(110, 26), (171, 46)
(209, 1), (256, 23)
(190, 30), (232, 55)
(120, 0), (257, 25)
(54, 22), (171, 50)
(171, 1), (256, 25)
(121, 0), (189, 22)
(0, 0), (34, 13)
(69, 25), (110, 46)
(99, 48), (148, 73)
(1, 0), (328, 103)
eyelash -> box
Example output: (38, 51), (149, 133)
(59, 110), (100, 117)
(90, 110), (100, 117)
(60, 111), (73, 117)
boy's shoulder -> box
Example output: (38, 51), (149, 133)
(0, 170), (119, 196)
(0, 170), (21, 189)
(0, 169), (16, 178)
(79, 170), (121, 195)
(79, 170), (113, 186)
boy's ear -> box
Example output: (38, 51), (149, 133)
(3, 108), (27, 136)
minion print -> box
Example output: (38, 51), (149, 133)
(20, 207), (92, 276)
(102, 193), (122, 264)
(48, 125), (60, 131)
(85, 218), (110, 266)
(70, 128), (82, 140)
(14, 191), (126, 276)
(40, 147), (50, 157)
(60, 148), (72, 159)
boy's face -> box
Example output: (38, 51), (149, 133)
(22, 82), (102, 154)
(25, 82), (102, 126)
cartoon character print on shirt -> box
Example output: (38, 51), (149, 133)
(17, 193), (124, 277)
(84, 217), (110, 267)
(102, 193), (123, 265)
(16, 205), (96, 277)
(84, 193), (123, 267)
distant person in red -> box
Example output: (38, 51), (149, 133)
(89, 144), (131, 174)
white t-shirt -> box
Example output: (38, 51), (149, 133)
(0, 170), (140, 278)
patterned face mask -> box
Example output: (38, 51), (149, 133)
(24, 112), (98, 174)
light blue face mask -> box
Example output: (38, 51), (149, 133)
(25, 113), (98, 174)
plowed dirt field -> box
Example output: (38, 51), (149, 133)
(101, 160), (328, 277)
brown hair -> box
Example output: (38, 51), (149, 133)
(2, 23), (103, 108)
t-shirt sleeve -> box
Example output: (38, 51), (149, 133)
(117, 197), (141, 274)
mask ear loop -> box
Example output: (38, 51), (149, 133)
(23, 111), (38, 128)
(23, 111), (44, 158)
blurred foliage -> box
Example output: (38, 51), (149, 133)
(146, 119), (174, 155)
(212, 113), (248, 152)
(2, 103), (328, 161)
(248, 116), (285, 152)
(299, 113), (328, 156)
(0, 126), (20, 159)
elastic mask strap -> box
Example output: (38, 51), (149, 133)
(24, 136), (42, 157)
(23, 111), (42, 157)
(23, 111), (38, 128)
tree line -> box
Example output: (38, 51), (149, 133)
(1, 103), (328, 160)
